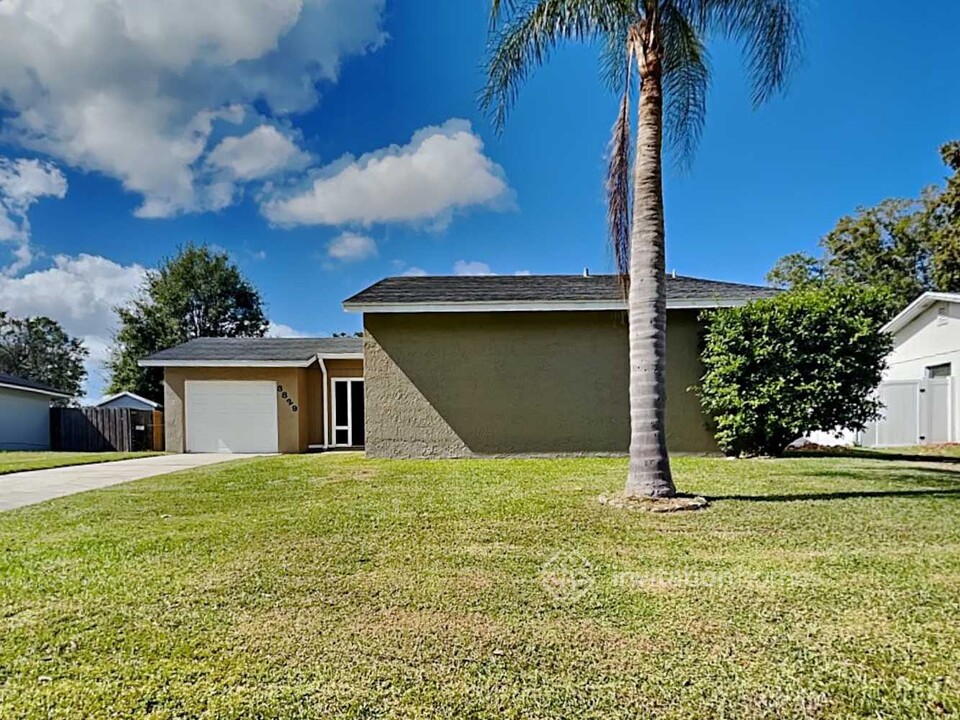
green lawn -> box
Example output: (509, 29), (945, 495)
(0, 451), (163, 475)
(1, 454), (958, 718)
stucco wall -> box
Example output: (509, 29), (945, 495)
(363, 310), (716, 458)
(0, 387), (52, 450)
(306, 365), (324, 446)
(163, 367), (310, 453)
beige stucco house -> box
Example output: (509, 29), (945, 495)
(140, 274), (775, 457)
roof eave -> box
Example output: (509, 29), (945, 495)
(138, 358), (319, 368)
(0, 381), (71, 399)
(319, 352), (363, 360)
(882, 291), (960, 335)
(343, 297), (766, 314)
(95, 391), (160, 408)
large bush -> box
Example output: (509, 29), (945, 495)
(699, 287), (891, 456)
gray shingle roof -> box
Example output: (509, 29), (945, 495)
(0, 372), (71, 397)
(140, 337), (362, 365)
(343, 274), (776, 308)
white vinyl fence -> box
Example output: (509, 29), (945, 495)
(862, 378), (954, 447)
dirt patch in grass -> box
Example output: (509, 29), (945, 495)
(599, 492), (709, 512)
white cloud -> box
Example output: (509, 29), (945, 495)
(402, 266), (428, 277)
(263, 119), (511, 227)
(207, 125), (308, 181)
(327, 232), (378, 263)
(453, 260), (494, 276)
(267, 321), (309, 338)
(0, 0), (386, 217)
(0, 253), (147, 398)
(0, 157), (68, 274)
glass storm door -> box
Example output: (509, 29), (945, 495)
(332, 379), (365, 447)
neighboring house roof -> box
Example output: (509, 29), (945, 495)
(882, 292), (960, 335)
(95, 391), (161, 409)
(0, 372), (71, 398)
(343, 274), (777, 313)
(139, 337), (363, 367)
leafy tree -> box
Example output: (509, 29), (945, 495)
(699, 286), (891, 457)
(0, 311), (87, 399)
(926, 141), (960, 291)
(107, 243), (269, 402)
(483, 0), (803, 498)
(768, 142), (960, 314)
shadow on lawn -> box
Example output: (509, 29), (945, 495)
(708, 466), (960, 504)
(787, 448), (960, 465)
(707, 487), (960, 503)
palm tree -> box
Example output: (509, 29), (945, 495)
(483, 0), (803, 499)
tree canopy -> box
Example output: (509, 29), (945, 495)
(0, 312), (88, 399)
(768, 142), (960, 315)
(699, 286), (891, 457)
(107, 243), (269, 402)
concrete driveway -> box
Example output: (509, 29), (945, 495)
(0, 454), (265, 512)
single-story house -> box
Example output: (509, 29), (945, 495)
(140, 274), (775, 456)
(0, 372), (71, 450)
(140, 337), (362, 453)
(94, 391), (162, 411)
(882, 292), (960, 383)
(862, 291), (960, 446)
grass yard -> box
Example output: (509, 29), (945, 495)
(1, 454), (959, 718)
(0, 451), (164, 476)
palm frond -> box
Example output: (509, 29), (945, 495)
(606, 24), (642, 288)
(599, 12), (639, 94)
(607, 87), (633, 282)
(705, 0), (804, 105)
(661, 3), (710, 168)
(489, 0), (520, 30)
(482, 0), (632, 133)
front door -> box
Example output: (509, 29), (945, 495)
(332, 378), (365, 447)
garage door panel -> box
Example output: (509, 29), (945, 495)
(185, 381), (278, 453)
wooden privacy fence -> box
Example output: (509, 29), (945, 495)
(51, 408), (165, 452)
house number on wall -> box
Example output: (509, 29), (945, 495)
(276, 384), (298, 412)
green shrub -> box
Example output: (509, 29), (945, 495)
(699, 286), (892, 456)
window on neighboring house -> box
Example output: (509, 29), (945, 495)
(926, 363), (951, 378)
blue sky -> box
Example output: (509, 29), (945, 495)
(0, 0), (958, 399)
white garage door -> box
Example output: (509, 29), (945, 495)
(185, 381), (278, 453)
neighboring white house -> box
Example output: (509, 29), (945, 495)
(0, 373), (72, 450)
(94, 391), (161, 411)
(863, 292), (960, 446)
(883, 292), (960, 382)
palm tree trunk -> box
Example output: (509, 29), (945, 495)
(624, 57), (676, 499)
